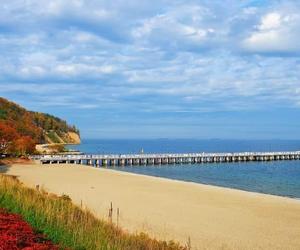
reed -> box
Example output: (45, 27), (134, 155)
(0, 174), (186, 250)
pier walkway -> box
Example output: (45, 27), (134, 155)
(32, 151), (300, 166)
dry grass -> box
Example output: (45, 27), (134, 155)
(0, 174), (187, 250)
(0, 157), (32, 165)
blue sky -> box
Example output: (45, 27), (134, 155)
(1, 0), (300, 139)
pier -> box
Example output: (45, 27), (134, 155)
(33, 151), (300, 167)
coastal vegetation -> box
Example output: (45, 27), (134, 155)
(0, 97), (80, 156)
(0, 208), (60, 249)
(0, 174), (186, 250)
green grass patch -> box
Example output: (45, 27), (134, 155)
(0, 109), (7, 119)
(46, 131), (61, 143)
(0, 175), (186, 250)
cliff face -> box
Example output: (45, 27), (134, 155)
(66, 132), (81, 144)
(0, 97), (80, 146)
(44, 131), (81, 144)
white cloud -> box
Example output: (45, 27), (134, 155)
(132, 5), (216, 51)
(55, 63), (114, 75)
(258, 12), (281, 30)
(243, 10), (300, 53)
(19, 66), (46, 77)
(1, 0), (300, 116)
(242, 7), (258, 16)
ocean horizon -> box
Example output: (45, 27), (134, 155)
(68, 139), (300, 199)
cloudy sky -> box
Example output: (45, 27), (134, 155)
(1, 0), (300, 139)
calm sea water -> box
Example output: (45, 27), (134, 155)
(68, 139), (300, 198)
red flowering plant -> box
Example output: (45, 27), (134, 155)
(0, 208), (60, 250)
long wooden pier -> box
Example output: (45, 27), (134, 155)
(32, 151), (300, 166)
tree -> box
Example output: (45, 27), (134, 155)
(0, 97), (80, 154)
(15, 136), (36, 155)
(0, 121), (19, 154)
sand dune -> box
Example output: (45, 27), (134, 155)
(6, 163), (300, 250)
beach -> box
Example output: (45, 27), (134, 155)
(4, 163), (300, 250)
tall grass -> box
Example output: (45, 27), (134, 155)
(0, 175), (186, 250)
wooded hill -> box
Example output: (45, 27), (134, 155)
(0, 97), (80, 155)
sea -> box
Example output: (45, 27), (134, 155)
(68, 139), (300, 199)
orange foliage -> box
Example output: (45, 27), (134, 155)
(0, 121), (35, 155)
(15, 136), (36, 155)
(0, 97), (79, 155)
(0, 121), (18, 154)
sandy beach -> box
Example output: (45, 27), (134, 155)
(3, 163), (300, 250)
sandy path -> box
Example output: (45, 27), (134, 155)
(5, 163), (300, 250)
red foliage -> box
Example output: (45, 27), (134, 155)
(1, 98), (80, 154)
(0, 121), (19, 154)
(0, 121), (35, 155)
(15, 136), (36, 155)
(0, 208), (60, 250)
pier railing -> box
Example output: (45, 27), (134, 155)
(31, 151), (300, 166)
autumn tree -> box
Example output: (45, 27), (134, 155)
(0, 121), (19, 154)
(0, 97), (80, 155)
(15, 136), (36, 155)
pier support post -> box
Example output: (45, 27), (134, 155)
(102, 159), (108, 166)
(147, 158), (154, 165)
(119, 159), (125, 166)
(155, 158), (162, 165)
(126, 159), (132, 166)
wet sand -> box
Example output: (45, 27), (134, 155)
(6, 163), (300, 250)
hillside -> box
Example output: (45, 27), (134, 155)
(0, 97), (80, 155)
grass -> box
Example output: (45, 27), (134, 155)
(0, 108), (7, 119)
(46, 131), (62, 144)
(0, 174), (187, 250)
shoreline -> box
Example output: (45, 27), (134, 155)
(4, 162), (300, 249)
(36, 143), (82, 155)
(4, 158), (299, 202)
(104, 166), (300, 203)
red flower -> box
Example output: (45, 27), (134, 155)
(0, 209), (60, 250)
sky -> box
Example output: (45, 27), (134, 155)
(1, 0), (300, 139)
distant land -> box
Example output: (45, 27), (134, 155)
(0, 97), (80, 155)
